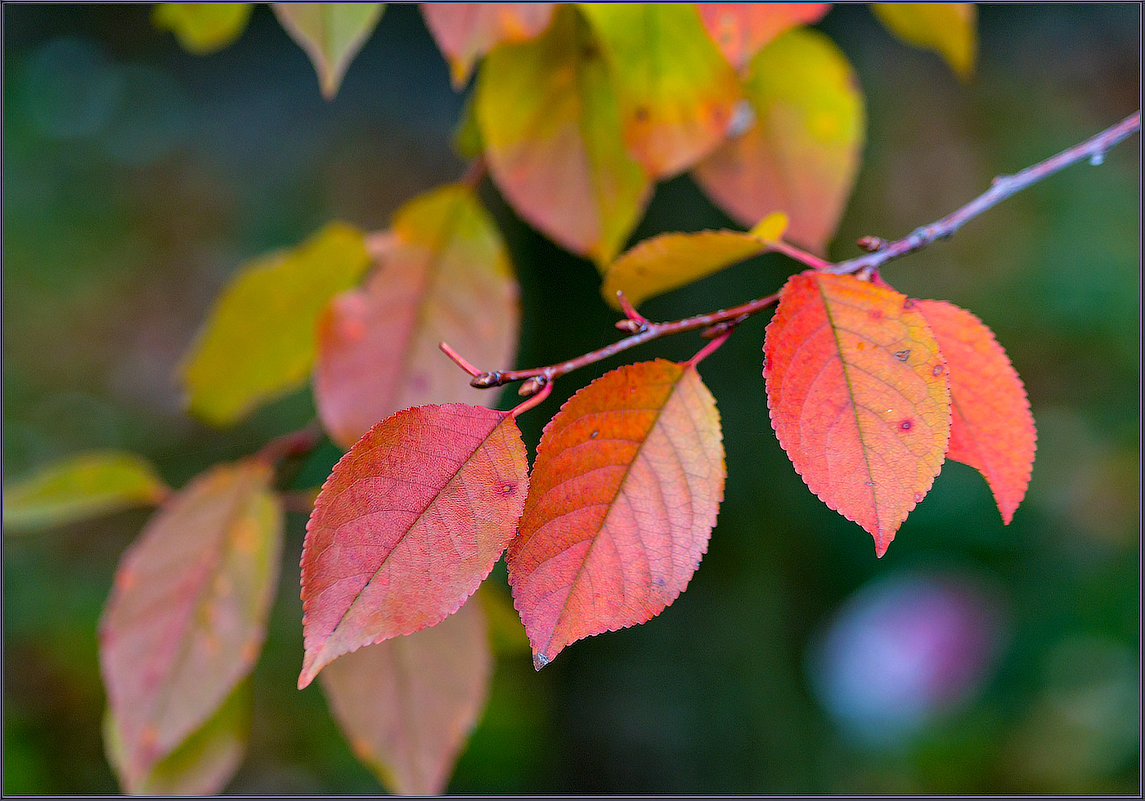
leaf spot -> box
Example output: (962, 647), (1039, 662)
(932, 363), (945, 376)
(894, 349), (911, 361)
(900, 419), (913, 431)
(868, 309), (883, 320)
(499, 483), (516, 496)
(914, 492), (925, 503)
(903, 298), (916, 309)
(590, 430), (599, 438)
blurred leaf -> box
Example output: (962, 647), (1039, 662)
(872, 3), (976, 80)
(313, 186), (519, 448)
(272, 3), (385, 99)
(421, 3), (556, 89)
(579, 4), (742, 178)
(508, 359), (725, 669)
(600, 212), (787, 309)
(178, 222), (371, 427)
(476, 4), (651, 266)
(477, 581), (531, 657)
(103, 680), (251, 796)
(3, 450), (169, 533)
(152, 3), (253, 55)
(299, 404), (528, 688)
(451, 91), (484, 159)
(319, 597), (493, 795)
(693, 27), (865, 253)
(764, 272), (949, 556)
(697, 3), (832, 70)
(99, 460), (282, 789)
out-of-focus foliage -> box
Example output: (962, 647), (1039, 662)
(3, 3), (1138, 795)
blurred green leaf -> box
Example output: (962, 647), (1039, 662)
(475, 4), (651, 266)
(579, 3), (742, 179)
(178, 222), (371, 427)
(3, 451), (169, 533)
(871, 3), (977, 80)
(271, 3), (385, 99)
(152, 4), (253, 56)
(103, 680), (251, 796)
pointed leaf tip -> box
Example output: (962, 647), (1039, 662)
(299, 404), (528, 686)
(532, 652), (550, 671)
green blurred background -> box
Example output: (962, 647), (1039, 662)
(3, 3), (1139, 794)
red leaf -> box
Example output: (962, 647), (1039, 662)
(98, 460), (282, 787)
(299, 404), (527, 688)
(915, 299), (1036, 524)
(507, 359), (725, 669)
(319, 596), (492, 795)
(764, 272), (950, 555)
(421, 3), (556, 88)
(313, 186), (519, 448)
(697, 3), (832, 70)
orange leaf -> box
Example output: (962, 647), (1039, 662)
(313, 186), (519, 448)
(507, 359), (725, 669)
(764, 272), (950, 556)
(697, 3), (832, 70)
(916, 299), (1036, 524)
(579, 4), (743, 178)
(421, 3), (556, 88)
(692, 27), (864, 253)
(319, 597), (492, 795)
(475, 4), (651, 265)
(299, 404), (527, 688)
(98, 460), (282, 788)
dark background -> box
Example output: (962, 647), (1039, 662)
(4, 3), (1139, 794)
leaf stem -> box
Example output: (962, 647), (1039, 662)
(829, 110), (1141, 275)
(253, 422), (324, 467)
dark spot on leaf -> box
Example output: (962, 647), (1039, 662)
(900, 419), (913, 431)
(865, 480), (874, 486)
(932, 364), (945, 376)
(894, 349), (910, 361)
(654, 577), (666, 588)
(500, 483), (515, 495)
(590, 430), (599, 439)
(869, 309), (883, 320)
(903, 298), (916, 309)
(634, 105), (650, 122)
(580, 43), (599, 60)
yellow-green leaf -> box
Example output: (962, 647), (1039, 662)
(693, 27), (864, 253)
(601, 213), (787, 309)
(476, 4), (651, 266)
(579, 4), (742, 178)
(272, 3), (385, 99)
(103, 680), (251, 796)
(179, 222), (372, 427)
(152, 4), (253, 55)
(3, 451), (169, 533)
(313, 185), (520, 448)
(872, 4), (976, 80)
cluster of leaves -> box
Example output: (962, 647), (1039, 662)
(2, 3), (1054, 796)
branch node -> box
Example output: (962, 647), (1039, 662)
(615, 318), (647, 334)
(470, 371), (504, 388)
(517, 375), (548, 397)
(856, 235), (888, 252)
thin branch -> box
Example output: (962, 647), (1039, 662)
(460, 155), (487, 189)
(441, 110), (1140, 398)
(830, 110), (1141, 275)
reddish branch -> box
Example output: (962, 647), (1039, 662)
(443, 111), (1140, 403)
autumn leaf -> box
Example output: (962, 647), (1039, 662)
(579, 4), (742, 178)
(179, 222), (371, 427)
(763, 272), (950, 556)
(697, 3), (832, 71)
(3, 450), (169, 533)
(916, 299), (1036, 524)
(313, 186), (519, 448)
(99, 460), (282, 788)
(507, 359), (725, 669)
(421, 3), (556, 88)
(152, 3), (253, 55)
(475, 4), (651, 266)
(692, 27), (864, 253)
(319, 597), (492, 795)
(299, 404), (528, 688)
(272, 3), (385, 99)
(600, 212), (787, 309)
(104, 680), (251, 796)
(872, 3), (976, 81)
